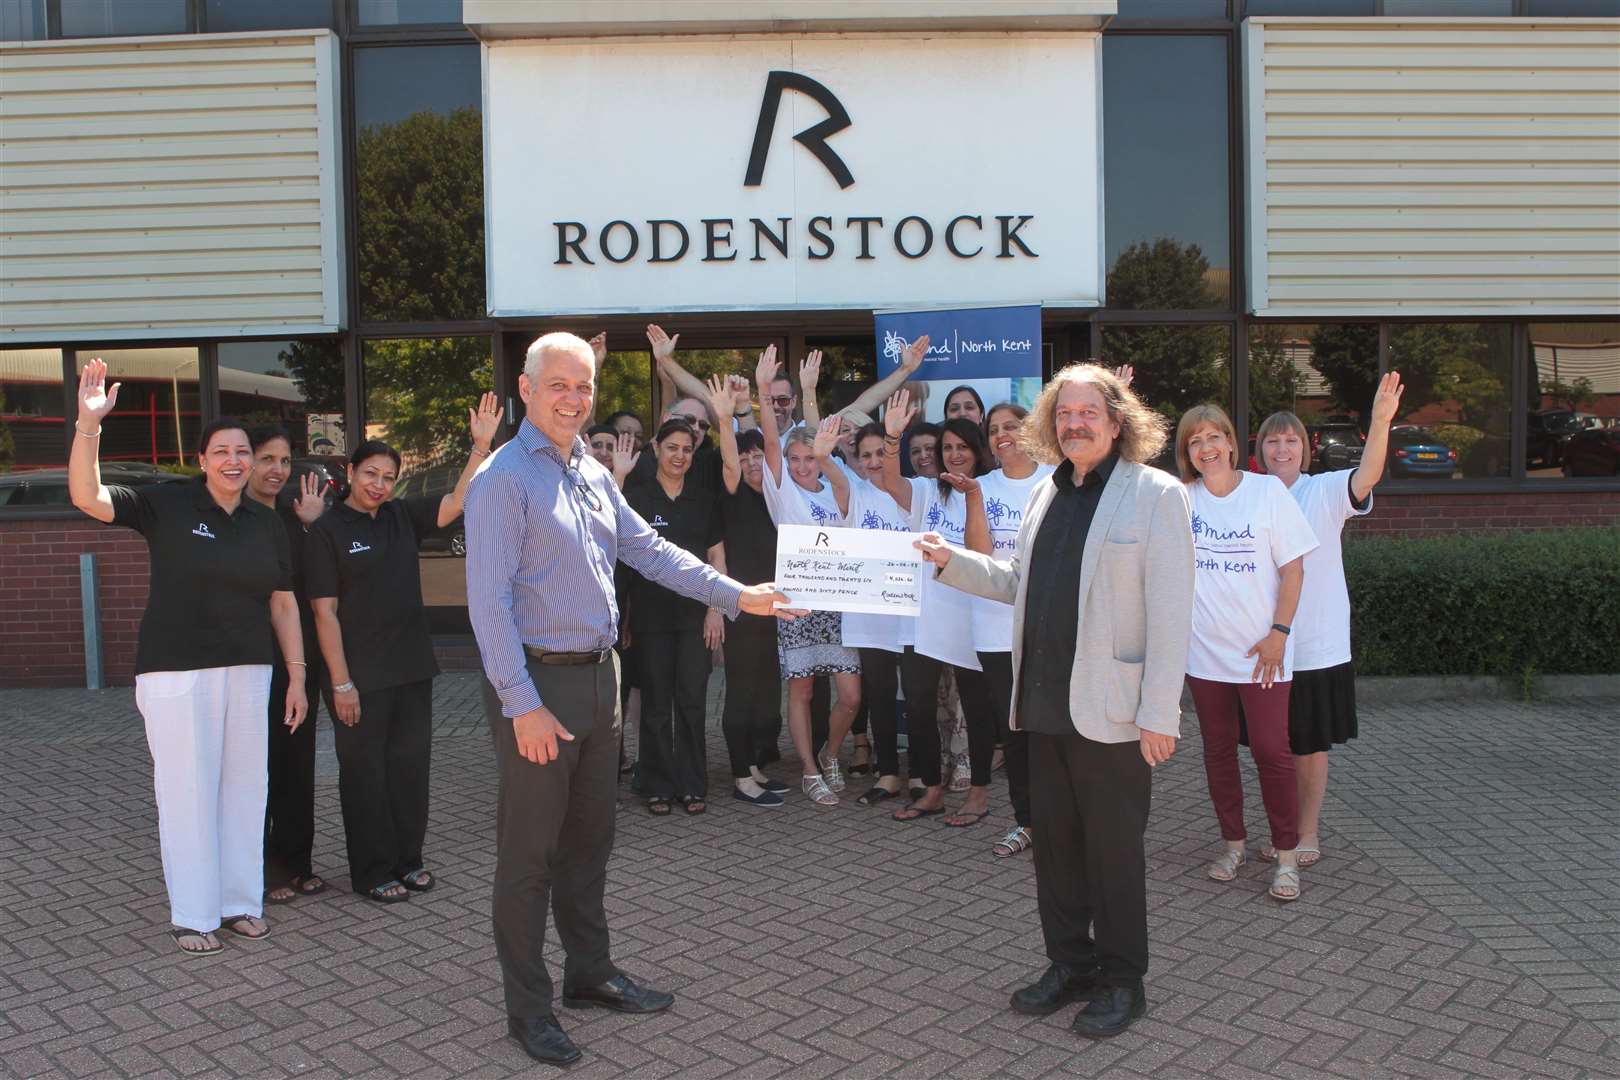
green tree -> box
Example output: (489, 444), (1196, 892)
(1540, 375), (1596, 412)
(1247, 325), (1302, 430)
(1308, 324), (1380, 427)
(1106, 238), (1221, 311)
(365, 338), (493, 468)
(279, 339), (345, 415)
(1389, 324), (1507, 428)
(1103, 324), (1228, 423)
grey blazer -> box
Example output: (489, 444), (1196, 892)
(937, 458), (1195, 744)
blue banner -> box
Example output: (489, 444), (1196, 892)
(875, 304), (1042, 381)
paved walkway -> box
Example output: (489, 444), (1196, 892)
(1, 677), (1615, 1079)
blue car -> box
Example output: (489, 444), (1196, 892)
(1388, 426), (1455, 479)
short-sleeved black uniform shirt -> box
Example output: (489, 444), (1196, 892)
(109, 478), (292, 675)
(719, 481), (777, 587)
(273, 503), (320, 661)
(304, 495), (444, 693)
(622, 479), (722, 634)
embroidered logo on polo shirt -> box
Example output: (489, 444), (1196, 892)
(348, 540), (371, 554)
(650, 514), (670, 528)
(191, 523), (216, 539)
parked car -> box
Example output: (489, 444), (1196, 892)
(1527, 409), (1581, 468)
(290, 456), (348, 504)
(1307, 422), (1365, 474)
(1386, 426), (1456, 479)
(1561, 427), (1620, 477)
(0, 464), (186, 508)
(392, 462), (464, 556)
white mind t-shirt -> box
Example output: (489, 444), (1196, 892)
(907, 476), (979, 670)
(1186, 472), (1320, 683)
(841, 477), (914, 652)
(1287, 469), (1372, 671)
(761, 463), (846, 529)
(971, 465), (1055, 654)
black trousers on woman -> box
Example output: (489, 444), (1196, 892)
(636, 629), (711, 799)
(859, 648), (902, 777)
(329, 678), (432, 894)
(721, 613), (782, 778)
(900, 648), (996, 788)
(977, 651), (1030, 827)
(265, 657), (322, 887)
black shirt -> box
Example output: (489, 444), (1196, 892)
(304, 495), (443, 693)
(272, 503), (320, 663)
(109, 477), (292, 676)
(1018, 453), (1118, 735)
(719, 481), (777, 586)
(623, 479), (721, 633)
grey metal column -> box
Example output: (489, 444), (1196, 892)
(79, 553), (103, 691)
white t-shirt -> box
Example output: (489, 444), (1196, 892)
(762, 462), (846, 529)
(971, 465), (1055, 654)
(841, 477), (914, 652)
(906, 476), (980, 670)
(1187, 472), (1319, 683)
(1287, 469), (1372, 671)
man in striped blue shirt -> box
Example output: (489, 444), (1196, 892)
(465, 331), (791, 1067)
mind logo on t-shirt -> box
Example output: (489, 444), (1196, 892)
(925, 501), (946, 530)
(808, 501), (837, 526)
(984, 496), (1009, 529)
(1192, 513), (1259, 574)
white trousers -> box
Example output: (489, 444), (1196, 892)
(136, 664), (271, 932)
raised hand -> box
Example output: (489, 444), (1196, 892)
(611, 432), (640, 482)
(1113, 364), (1134, 389)
(293, 470), (329, 525)
(646, 323), (679, 363)
(940, 472), (981, 497)
(1370, 370), (1404, 428)
(812, 415), (840, 459)
(77, 358), (121, 426)
(754, 344), (780, 391)
(799, 349), (823, 392)
(727, 374), (752, 416)
(901, 335), (930, 373)
(469, 391), (502, 452)
(883, 388), (916, 439)
(704, 374), (734, 423)
(587, 332), (607, 365)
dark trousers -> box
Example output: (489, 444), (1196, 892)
(899, 648), (948, 786)
(329, 678), (432, 894)
(859, 648), (902, 777)
(721, 612), (781, 778)
(484, 653), (622, 1020)
(636, 628), (710, 799)
(953, 664), (997, 787)
(265, 659), (320, 885)
(1187, 676), (1299, 851)
(978, 651), (1030, 826)
(1029, 730), (1152, 990)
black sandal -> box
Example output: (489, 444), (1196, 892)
(366, 881), (411, 904)
(647, 798), (672, 816)
(401, 869), (434, 892)
(220, 915), (270, 940)
(856, 785), (900, 806)
(169, 927), (223, 956)
(893, 802), (947, 822)
(681, 796), (707, 816)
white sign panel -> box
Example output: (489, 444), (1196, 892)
(485, 35), (1102, 316)
(773, 523), (923, 616)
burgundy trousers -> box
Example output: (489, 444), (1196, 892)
(1186, 676), (1299, 852)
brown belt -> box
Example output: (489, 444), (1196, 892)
(524, 646), (611, 666)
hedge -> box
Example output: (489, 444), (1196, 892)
(1344, 527), (1620, 678)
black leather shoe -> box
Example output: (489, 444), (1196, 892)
(1070, 986), (1147, 1039)
(1009, 963), (1103, 1016)
(506, 1015), (581, 1065)
(561, 974), (674, 1014)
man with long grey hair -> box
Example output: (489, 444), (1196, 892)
(465, 332), (794, 1066)
(915, 362), (1195, 1039)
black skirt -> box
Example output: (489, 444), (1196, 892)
(1236, 660), (1358, 755)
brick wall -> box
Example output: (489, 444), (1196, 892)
(4, 487), (1617, 687)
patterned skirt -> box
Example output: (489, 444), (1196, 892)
(777, 609), (861, 680)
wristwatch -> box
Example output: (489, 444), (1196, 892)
(333, 680), (356, 693)
(1271, 623), (1291, 636)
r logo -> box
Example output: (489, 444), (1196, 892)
(744, 70), (854, 190)
(814, 531), (831, 547)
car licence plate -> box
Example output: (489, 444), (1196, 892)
(1417, 452), (1439, 460)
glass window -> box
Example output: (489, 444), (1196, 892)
(354, 45), (484, 323)
(204, 0), (334, 31)
(594, 349), (654, 442)
(1100, 325), (1232, 470)
(59, 0), (188, 36)
(1, 0), (46, 39)
(218, 339), (345, 461)
(355, 0), (463, 25)
(1116, 0), (1228, 16)
(1527, 0), (1620, 13)
(805, 338), (879, 417)
(1247, 324), (1378, 474)
(0, 349), (65, 480)
(70, 348), (200, 470)
(363, 337), (494, 613)
(1102, 36), (1230, 310)
(1384, 0), (1514, 13)
(1243, 0), (1374, 13)
(1527, 323), (1620, 479)
(1386, 324), (1512, 481)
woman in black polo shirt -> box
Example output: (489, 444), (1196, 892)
(245, 427), (331, 904)
(68, 359), (308, 957)
(622, 416), (725, 816)
(306, 394), (498, 902)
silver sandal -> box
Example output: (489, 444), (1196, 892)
(1269, 863), (1301, 902)
(817, 751), (845, 792)
(992, 826), (1033, 858)
(801, 774), (839, 806)
(1207, 847), (1246, 882)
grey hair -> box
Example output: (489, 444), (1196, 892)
(523, 332), (595, 381)
(784, 426), (817, 451)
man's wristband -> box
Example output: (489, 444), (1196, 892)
(333, 680), (355, 693)
(1271, 623), (1291, 636)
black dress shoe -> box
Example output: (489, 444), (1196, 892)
(1070, 986), (1147, 1039)
(561, 973), (674, 1014)
(507, 1015), (582, 1065)
(1009, 963), (1103, 1016)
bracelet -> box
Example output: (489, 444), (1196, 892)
(286, 660), (307, 667)
(883, 434), (901, 444)
(1271, 623), (1291, 636)
(333, 680), (355, 694)
(470, 446), (490, 458)
(75, 423), (102, 438)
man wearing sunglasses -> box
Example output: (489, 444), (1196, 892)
(619, 392), (730, 494)
(465, 332), (797, 1068)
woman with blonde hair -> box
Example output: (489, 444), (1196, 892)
(1177, 403), (1318, 903)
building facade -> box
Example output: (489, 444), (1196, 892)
(2, 0), (1617, 686)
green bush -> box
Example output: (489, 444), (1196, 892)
(1345, 528), (1620, 677)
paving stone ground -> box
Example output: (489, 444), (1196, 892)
(1, 676), (1616, 1079)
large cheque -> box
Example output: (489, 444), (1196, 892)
(773, 524), (922, 616)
